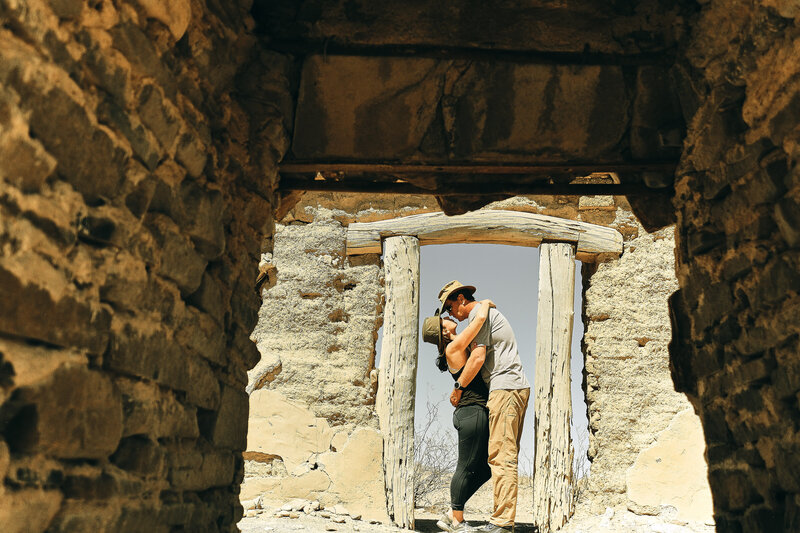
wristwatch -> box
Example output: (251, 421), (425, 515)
(454, 381), (464, 391)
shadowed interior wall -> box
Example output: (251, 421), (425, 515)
(0, 1), (290, 531)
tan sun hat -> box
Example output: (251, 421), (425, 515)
(437, 280), (476, 314)
(421, 312), (444, 354)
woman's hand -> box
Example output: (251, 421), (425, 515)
(450, 388), (462, 407)
(479, 299), (496, 308)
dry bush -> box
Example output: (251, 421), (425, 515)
(572, 423), (590, 502)
(413, 400), (457, 508)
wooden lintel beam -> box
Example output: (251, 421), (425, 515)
(279, 161), (677, 175)
(279, 178), (672, 197)
(267, 40), (675, 66)
(346, 211), (623, 262)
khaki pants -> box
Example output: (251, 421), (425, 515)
(487, 388), (530, 527)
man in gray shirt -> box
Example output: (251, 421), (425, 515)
(438, 280), (531, 533)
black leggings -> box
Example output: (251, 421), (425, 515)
(450, 404), (492, 511)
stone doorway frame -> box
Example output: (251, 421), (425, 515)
(344, 210), (624, 529)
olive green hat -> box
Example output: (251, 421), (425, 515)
(437, 280), (476, 314)
(421, 312), (444, 354)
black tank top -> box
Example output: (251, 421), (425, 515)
(450, 354), (489, 408)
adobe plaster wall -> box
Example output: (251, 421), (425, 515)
(245, 193), (712, 528)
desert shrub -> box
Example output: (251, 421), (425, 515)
(413, 400), (457, 508)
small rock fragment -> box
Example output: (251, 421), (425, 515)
(330, 505), (350, 516)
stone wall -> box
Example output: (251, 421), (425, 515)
(246, 192), (712, 527)
(670, 1), (800, 530)
(0, 1), (290, 531)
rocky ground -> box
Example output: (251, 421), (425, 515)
(239, 476), (715, 532)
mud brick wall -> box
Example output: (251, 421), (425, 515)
(274, 193), (710, 524)
(670, 1), (800, 530)
(580, 222), (700, 514)
(0, 1), (291, 531)
(250, 208), (384, 428)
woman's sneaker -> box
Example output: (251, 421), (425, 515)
(436, 512), (477, 532)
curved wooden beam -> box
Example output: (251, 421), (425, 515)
(346, 211), (623, 262)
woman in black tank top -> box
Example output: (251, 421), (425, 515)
(433, 300), (494, 533)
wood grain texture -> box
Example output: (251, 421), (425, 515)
(346, 211), (622, 262)
(533, 243), (576, 532)
(375, 236), (420, 529)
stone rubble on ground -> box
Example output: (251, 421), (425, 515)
(251, 497), (369, 529)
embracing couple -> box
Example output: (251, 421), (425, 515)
(422, 281), (531, 533)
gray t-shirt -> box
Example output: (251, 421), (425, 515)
(470, 306), (530, 391)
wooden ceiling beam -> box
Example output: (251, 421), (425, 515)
(279, 161), (677, 175)
(278, 178), (672, 197)
(265, 40), (675, 66)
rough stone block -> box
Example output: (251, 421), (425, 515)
(176, 306), (226, 365)
(0, 263), (110, 354)
(62, 468), (145, 500)
(0, 337), (88, 395)
(175, 131), (208, 178)
(772, 441), (800, 492)
(115, 506), (166, 533)
(775, 193), (800, 248)
(133, 0), (192, 40)
(110, 23), (178, 100)
(178, 181), (225, 260)
(97, 96), (162, 171)
(187, 272), (227, 325)
(742, 505), (785, 533)
(200, 384), (248, 451)
(166, 445), (235, 491)
(0, 488), (62, 533)
(50, 0), (83, 18)
(693, 281), (733, 335)
(700, 405), (732, 445)
(137, 84), (181, 151)
(115, 377), (199, 439)
(747, 253), (800, 310)
(107, 320), (220, 409)
(687, 228), (725, 256)
(0, 96), (57, 191)
(47, 501), (118, 533)
(708, 469), (762, 512)
(19, 84), (129, 202)
(786, 494), (800, 532)
(0, 440), (8, 480)
(144, 214), (207, 295)
(5, 366), (123, 459)
(111, 436), (166, 477)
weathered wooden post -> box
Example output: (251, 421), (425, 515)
(375, 235), (420, 529)
(533, 242), (576, 532)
